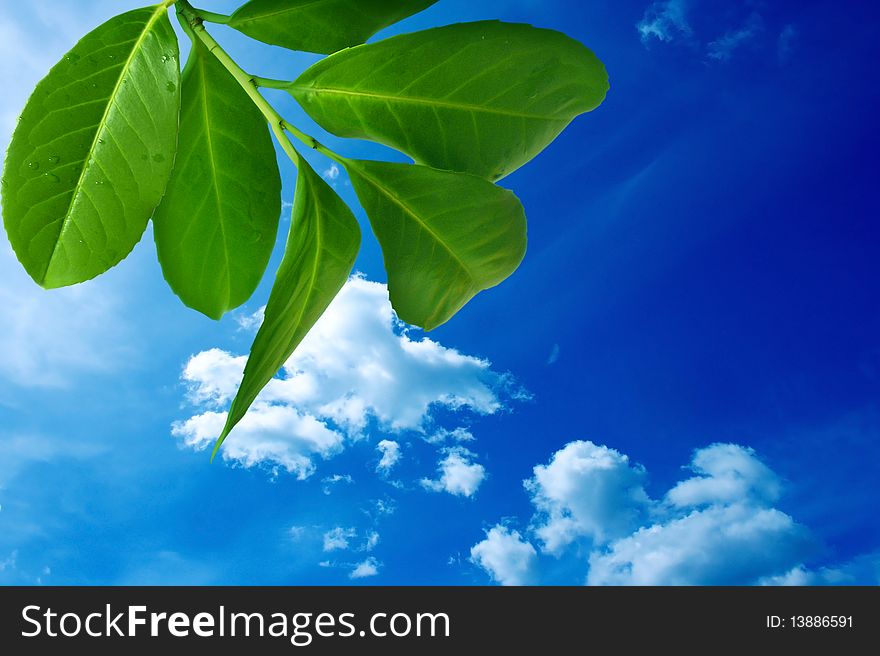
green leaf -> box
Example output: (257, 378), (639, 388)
(1, 5), (180, 289)
(290, 21), (609, 181)
(228, 0), (438, 55)
(215, 157), (360, 454)
(153, 38), (282, 320)
(344, 159), (526, 330)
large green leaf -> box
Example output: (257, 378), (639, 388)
(291, 21), (609, 181)
(153, 38), (282, 320)
(344, 159), (527, 330)
(228, 0), (438, 55)
(1, 5), (180, 288)
(215, 158), (360, 454)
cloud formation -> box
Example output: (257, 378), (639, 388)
(636, 1), (779, 64)
(526, 441), (651, 553)
(471, 441), (830, 585)
(421, 447), (486, 498)
(349, 557), (380, 579)
(637, 0), (692, 43)
(174, 278), (513, 478)
(470, 526), (537, 586)
(376, 440), (402, 475)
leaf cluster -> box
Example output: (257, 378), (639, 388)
(1, 0), (609, 453)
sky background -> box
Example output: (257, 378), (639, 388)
(1, 0), (878, 586)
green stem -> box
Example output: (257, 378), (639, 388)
(281, 121), (342, 163)
(253, 76), (293, 90)
(192, 7), (231, 24)
(175, 0), (342, 167)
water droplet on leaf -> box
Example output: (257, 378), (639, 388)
(43, 173), (60, 183)
(152, 154), (165, 163)
(28, 161), (40, 171)
(166, 81), (176, 93)
(48, 155), (61, 165)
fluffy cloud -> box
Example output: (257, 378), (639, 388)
(525, 441), (651, 553)
(470, 526), (537, 586)
(350, 557), (380, 579)
(376, 440), (402, 474)
(665, 443), (780, 507)
(760, 552), (880, 586)
(472, 441), (827, 585)
(174, 278), (513, 477)
(588, 504), (810, 585)
(421, 447), (486, 498)
(637, 0), (692, 43)
(323, 527), (357, 552)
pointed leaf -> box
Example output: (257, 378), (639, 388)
(216, 158), (361, 452)
(291, 21), (608, 181)
(1, 5), (180, 288)
(228, 0), (438, 55)
(345, 159), (526, 330)
(153, 39), (282, 320)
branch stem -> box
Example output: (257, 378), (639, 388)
(253, 76), (292, 90)
(174, 0), (344, 168)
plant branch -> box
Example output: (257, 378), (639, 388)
(175, 1), (349, 169)
(191, 7), (231, 24)
(175, 0), (317, 168)
(253, 76), (292, 90)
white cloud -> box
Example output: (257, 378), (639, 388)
(350, 557), (380, 579)
(588, 504), (810, 585)
(665, 443), (780, 508)
(174, 277), (512, 477)
(707, 13), (763, 62)
(637, 0), (692, 43)
(525, 441), (651, 553)
(760, 552), (880, 586)
(547, 344), (560, 365)
(363, 531), (380, 552)
(471, 441), (828, 586)
(424, 427), (475, 445)
(470, 526), (537, 586)
(288, 526), (308, 542)
(323, 527), (357, 552)
(321, 474), (354, 495)
(322, 164), (340, 182)
(421, 447), (486, 498)
(376, 440), (402, 474)
(236, 305), (265, 332)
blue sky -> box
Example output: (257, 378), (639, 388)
(1, 0), (878, 585)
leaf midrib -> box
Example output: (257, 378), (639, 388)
(198, 52), (233, 312)
(349, 162), (476, 283)
(292, 84), (570, 122)
(44, 6), (166, 283)
(225, 169), (325, 437)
